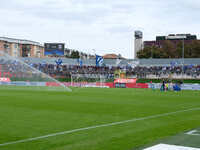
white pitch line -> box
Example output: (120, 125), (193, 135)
(186, 130), (200, 136)
(1, 107), (200, 147)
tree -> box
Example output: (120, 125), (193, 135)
(70, 51), (80, 58)
(162, 40), (177, 58)
(190, 41), (200, 58)
(137, 40), (200, 59)
(137, 47), (152, 58)
(137, 46), (168, 58)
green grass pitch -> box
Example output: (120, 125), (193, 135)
(0, 87), (200, 150)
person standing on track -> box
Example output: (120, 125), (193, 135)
(160, 80), (165, 91)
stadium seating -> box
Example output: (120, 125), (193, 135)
(0, 57), (200, 80)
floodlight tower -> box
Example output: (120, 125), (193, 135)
(182, 36), (186, 79)
(134, 31), (143, 59)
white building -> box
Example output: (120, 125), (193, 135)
(134, 31), (143, 59)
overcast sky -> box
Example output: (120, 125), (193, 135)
(0, 0), (200, 58)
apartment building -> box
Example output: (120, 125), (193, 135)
(0, 37), (44, 58)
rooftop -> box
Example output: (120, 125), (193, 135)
(0, 37), (43, 47)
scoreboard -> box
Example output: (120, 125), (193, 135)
(44, 43), (65, 56)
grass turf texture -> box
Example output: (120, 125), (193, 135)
(0, 87), (200, 150)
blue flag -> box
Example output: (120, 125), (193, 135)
(77, 59), (83, 67)
(55, 58), (63, 66)
(96, 55), (104, 67)
(80, 60), (83, 67)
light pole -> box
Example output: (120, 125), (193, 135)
(182, 38), (185, 79)
(92, 49), (96, 56)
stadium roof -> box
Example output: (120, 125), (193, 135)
(12, 57), (200, 67)
(103, 54), (125, 59)
(0, 37), (43, 47)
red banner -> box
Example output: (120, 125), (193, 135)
(114, 78), (137, 84)
(0, 78), (11, 82)
(45, 81), (149, 89)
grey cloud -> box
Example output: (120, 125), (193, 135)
(0, 0), (199, 58)
(1, 0), (111, 24)
(70, 0), (108, 5)
(31, 7), (110, 24)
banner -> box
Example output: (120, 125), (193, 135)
(0, 78), (11, 82)
(114, 78), (137, 84)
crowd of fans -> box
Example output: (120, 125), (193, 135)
(0, 58), (200, 79)
(126, 65), (200, 78)
(30, 63), (200, 79)
(31, 63), (115, 79)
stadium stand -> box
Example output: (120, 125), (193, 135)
(1, 57), (200, 80)
(17, 57), (200, 66)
